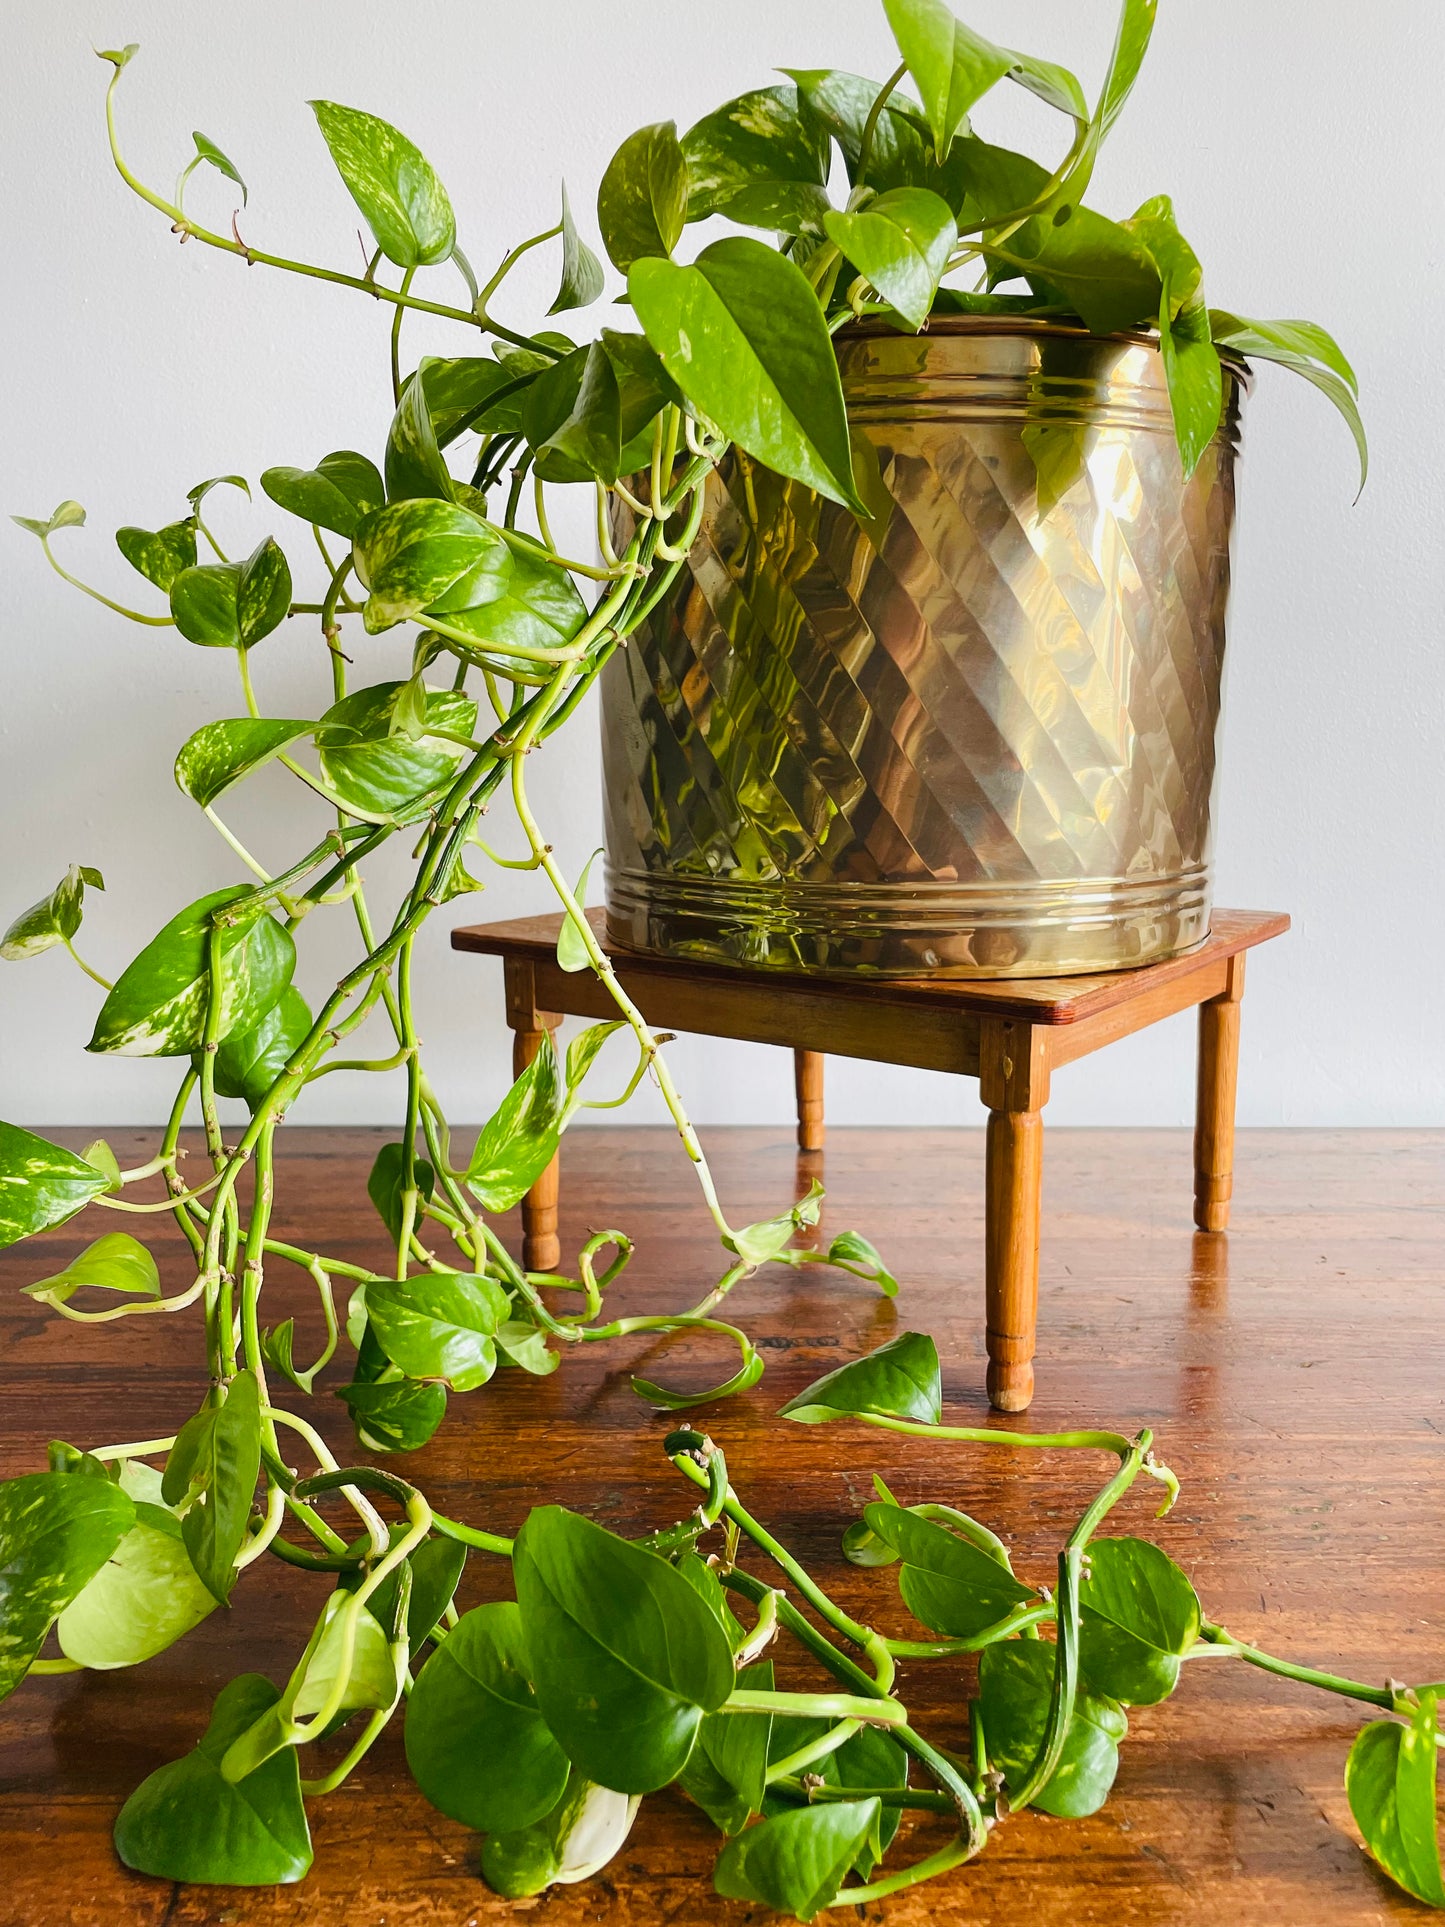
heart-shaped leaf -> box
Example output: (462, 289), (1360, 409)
(1346, 1695), (1445, 1907)
(466, 1038), (562, 1213)
(0, 1471), (135, 1698)
(996, 200), (1162, 337)
(864, 1502), (1034, 1637)
(260, 451), (383, 538)
(778, 1331), (941, 1425)
(115, 517), (197, 592)
(824, 186), (957, 330)
(597, 121), (688, 273)
(680, 1659), (774, 1835)
(823, 1230), (898, 1298)
(549, 183), (604, 315)
(174, 718), (314, 809)
(882, 0), (1015, 158)
(89, 887), (295, 1058)
(310, 101), (454, 268)
(565, 1020), (625, 1097)
(2, 864), (104, 961)
(365, 1272), (510, 1392)
(351, 497), (510, 632)
(0, 1122), (116, 1249)
(315, 682), (478, 817)
(978, 1638), (1128, 1818)
(714, 1799), (882, 1920)
(681, 85), (831, 233)
(162, 1370), (262, 1605)
(113, 1673), (313, 1884)
(406, 1600), (571, 1833)
(211, 984), (313, 1110)
(513, 1504), (735, 1792)
(496, 1320), (558, 1376)
(57, 1460), (216, 1668)
(785, 69), (958, 200)
(435, 530), (587, 662)
(1158, 277), (1223, 480)
(336, 1376), (447, 1453)
(1078, 1537), (1200, 1706)
(170, 537), (292, 650)
(25, 1231), (160, 1305)
(630, 237), (861, 511)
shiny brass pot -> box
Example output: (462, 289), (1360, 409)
(602, 317), (1247, 977)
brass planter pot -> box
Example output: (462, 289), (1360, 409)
(602, 318), (1247, 978)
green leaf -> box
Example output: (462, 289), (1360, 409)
(725, 1177), (823, 1269)
(1159, 281), (1223, 481)
(89, 886), (295, 1058)
(597, 121), (688, 273)
(260, 1319), (314, 1394)
(631, 1336), (765, 1410)
(96, 44), (138, 72)
(351, 496), (510, 632)
(550, 183), (604, 315)
(824, 1229), (898, 1298)
(466, 1038), (562, 1213)
(1077, 1536), (1200, 1706)
(290, 1590), (397, 1718)
(25, 1231), (160, 1305)
(2, 863), (104, 961)
(431, 529), (587, 664)
(714, 1799), (882, 1920)
(186, 474), (250, 514)
(366, 1140), (436, 1247)
(1055, 0), (1159, 209)
(115, 517), (197, 593)
(0, 1471), (135, 1699)
(785, 70), (952, 200)
(260, 451), (383, 539)
(630, 238), (861, 511)
(407, 1601), (571, 1833)
(174, 717), (314, 809)
(385, 370), (455, 504)
(565, 1020), (625, 1095)
(998, 201), (1162, 337)
(0, 1122), (117, 1249)
(681, 85), (831, 233)
(824, 186), (956, 330)
(315, 682), (478, 817)
(340, 1530), (466, 1647)
(513, 1503), (735, 1792)
(864, 1502), (1033, 1637)
(191, 131), (247, 204)
(79, 1138), (122, 1191)
(417, 354), (528, 446)
(113, 1674), (313, 1885)
(556, 851), (600, 971)
(778, 1331), (941, 1425)
(1346, 1695), (1445, 1908)
(163, 1370), (262, 1606)
(335, 1376), (447, 1453)
(480, 1773), (640, 1897)
(10, 499), (86, 540)
(523, 343), (627, 486)
(1209, 311), (1367, 493)
(170, 536), (292, 650)
(1124, 193), (1202, 312)
(978, 1638), (1128, 1818)
(366, 1271), (510, 1392)
(57, 1460), (216, 1668)
(211, 984), (312, 1110)
(681, 1658), (774, 1835)
(882, 0), (1015, 157)
(310, 100), (455, 268)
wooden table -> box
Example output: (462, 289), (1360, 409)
(1, 1126), (1440, 1926)
(453, 909), (1289, 1412)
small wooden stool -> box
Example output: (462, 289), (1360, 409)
(452, 909), (1288, 1412)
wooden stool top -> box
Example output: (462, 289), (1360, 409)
(452, 908), (1288, 1028)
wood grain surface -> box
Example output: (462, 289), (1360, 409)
(1, 1124), (1440, 1926)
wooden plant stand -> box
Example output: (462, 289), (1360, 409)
(452, 909), (1288, 1412)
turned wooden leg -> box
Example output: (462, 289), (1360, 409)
(1194, 954), (1245, 1233)
(794, 1049), (825, 1153)
(514, 1022), (562, 1273)
(980, 1019), (1049, 1413)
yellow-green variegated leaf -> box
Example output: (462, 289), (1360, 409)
(1, 865), (103, 961)
(260, 451), (383, 539)
(0, 1472), (136, 1700)
(170, 537), (292, 650)
(115, 518), (198, 593)
(25, 1231), (160, 1305)
(0, 1123), (115, 1251)
(310, 100), (456, 269)
(351, 497), (511, 633)
(87, 887), (295, 1058)
(316, 682), (478, 818)
(174, 719), (315, 809)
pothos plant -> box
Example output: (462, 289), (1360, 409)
(0, 0), (1399, 1912)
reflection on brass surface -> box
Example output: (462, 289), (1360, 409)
(603, 318), (1246, 977)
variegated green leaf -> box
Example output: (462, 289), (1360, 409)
(2, 865), (104, 961)
(260, 452), (383, 539)
(25, 1231), (160, 1305)
(0, 1123), (114, 1250)
(549, 183), (604, 315)
(315, 682), (478, 817)
(115, 518), (197, 593)
(351, 497), (510, 633)
(466, 1038), (562, 1214)
(0, 1471), (135, 1699)
(175, 718), (314, 808)
(170, 537), (292, 650)
(310, 100), (455, 268)
(385, 371), (455, 504)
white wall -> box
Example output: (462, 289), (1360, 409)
(3, 0), (1442, 1134)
